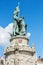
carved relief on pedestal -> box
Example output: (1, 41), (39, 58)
(10, 36), (29, 47)
(5, 54), (15, 65)
(18, 50), (36, 65)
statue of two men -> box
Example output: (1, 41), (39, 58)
(13, 5), (26, 36)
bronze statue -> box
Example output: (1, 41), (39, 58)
(12, 4), (27, 36)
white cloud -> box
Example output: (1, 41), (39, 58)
(5, 23), (13, 34)
(26, 32), (31, 38)
(0, 23), (13, 48)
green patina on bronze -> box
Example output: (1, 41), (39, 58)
(12, 3), (27, 36)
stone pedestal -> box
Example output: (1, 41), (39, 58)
(10, 36), (29, 46)
(4, 36), (36, 65)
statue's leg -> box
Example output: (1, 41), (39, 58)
(15, 25), (19, 35)
(20, 25), (26, 35)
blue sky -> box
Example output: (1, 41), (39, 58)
(0, 0), (43, 58)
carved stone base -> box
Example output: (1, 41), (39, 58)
(4, 36), (36, 65)
(10, 36), (29, 46)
